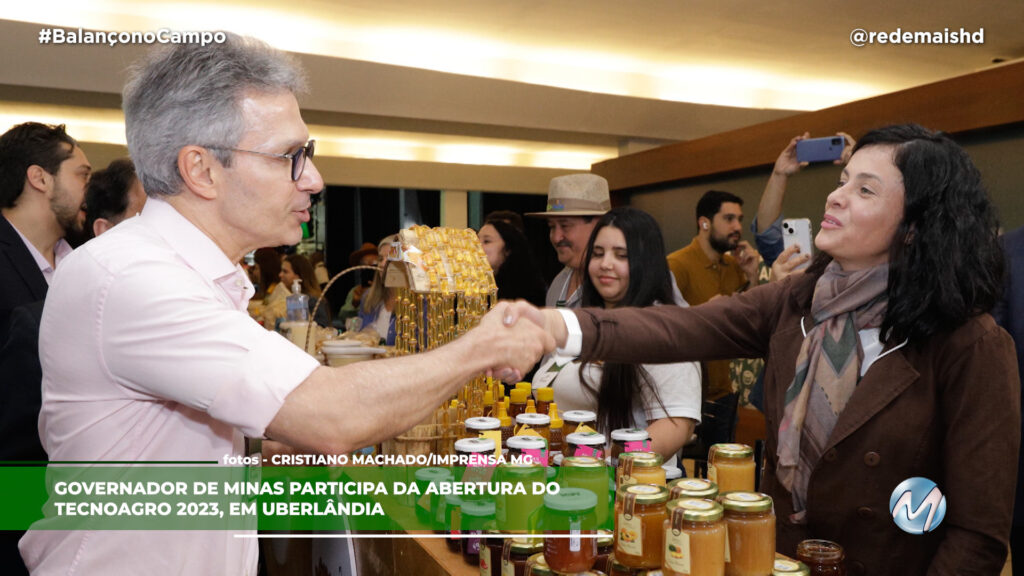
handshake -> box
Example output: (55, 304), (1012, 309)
(469, 301), (570, 383)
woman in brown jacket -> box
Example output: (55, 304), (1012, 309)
(516, 124), (1019, 575)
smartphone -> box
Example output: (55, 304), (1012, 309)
(796, 135), (845, 163)
(782, 218), (813, 271)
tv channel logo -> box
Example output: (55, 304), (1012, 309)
(889, 477), (946, 534)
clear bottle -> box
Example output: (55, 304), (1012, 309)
(285, 279), (309, 322)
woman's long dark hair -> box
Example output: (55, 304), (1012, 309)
(486, 219), (547, 307)
(579, 207), (676, 433)
(806, 123), (1003, 345)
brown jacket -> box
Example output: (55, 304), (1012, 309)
(574, 272), (1019, 575)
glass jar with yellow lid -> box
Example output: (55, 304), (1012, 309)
(668, 478), (719, 501)
(561, 456), (612, 528)
(617, 451), (666, 488)
(524, 553), (552, 576)
(610, 428), (651, 467)
(613, 484), (669, 569)
(663, 498), (726, 576)
(720, 492), (775, 576)
(707, 443), (755, 494)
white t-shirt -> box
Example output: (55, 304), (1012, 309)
(533, 354), (701, 467)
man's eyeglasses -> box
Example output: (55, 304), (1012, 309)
(207, 139), (315, 181)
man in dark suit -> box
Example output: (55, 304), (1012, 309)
(0, 122), (90, 576)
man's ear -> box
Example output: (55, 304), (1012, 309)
(25, 165), (51, 194)
(92, 218), (113, 237)
(177, 145), (219, 201)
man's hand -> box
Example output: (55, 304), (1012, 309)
(836, 131), (856, 165)
(473, 302), (556, 382)
(774, 132), (810, 177)
(733, 240), (761, 286)
(770, 244), (811, 282)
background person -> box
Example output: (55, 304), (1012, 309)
(533, 207), (700, 464)
(478, 219), (546, 307)
(83, 157), (147, 239)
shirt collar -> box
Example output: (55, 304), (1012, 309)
(141, 198), (255, 306)
(688, 237), (721, 270)
(5, 216), (73, 283)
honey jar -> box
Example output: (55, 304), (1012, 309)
(461, 499), (497, 567)
(507, 435), (549, 466)
(617, 451), (666, 488)
(494, 462), (545, 532)
(538, 487), (599, 574)
(720, 492), (775, 576)
(593, 530), (615, 572)
(610, 428), (652, 467)
(481, 530), (504, 576)
(562, 410), (598, 439)
(613, 484), (669, 569)
(772, 559), (811, 576)
(795, 539), (846, 576)
(501, 537), (544, 576)
(668, 478), (719, 501)
(663, 498), (726, 576)
(413, 467), (452, 529)
(524, 553), (553, 576)
(465, 416), (502, 439)
(515, 413), (552, 444)
(566, 431), (608, 460)
(560, 456), (612, 528)
(707, 443), (755, 494)
(443, 494), (464, 552)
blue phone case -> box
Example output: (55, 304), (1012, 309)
(796, 136), (845, 163)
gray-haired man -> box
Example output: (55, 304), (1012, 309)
(21, 34), (552, 575)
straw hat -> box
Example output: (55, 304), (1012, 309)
(526, 173), (610, 217)
(349, 242), (378, 267)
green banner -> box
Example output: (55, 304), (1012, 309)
(0, 465), (616, 532)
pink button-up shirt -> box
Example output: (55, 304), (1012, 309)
(21, 198), (319, 575)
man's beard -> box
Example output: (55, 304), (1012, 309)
(709, 233), (739, 255)
(51, 189), (87, 246)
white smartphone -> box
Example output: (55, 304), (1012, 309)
(782, 218), (813, 271)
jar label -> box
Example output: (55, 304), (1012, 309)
(624, 440), (650, 452)
(570, 518), (581, 552)
(664, 529), (691, 574)
(501, 553), (514, 576)
(616, 514), (643, 558)
(724, 523), (731, 563)
(574, 445), (603, 459)
(480, 545), (492, 576)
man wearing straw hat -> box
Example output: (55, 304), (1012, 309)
(527, 173), (610, 309)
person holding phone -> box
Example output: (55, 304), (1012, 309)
(753, 131), (855, 274)
(509, 124), (1019, 575)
